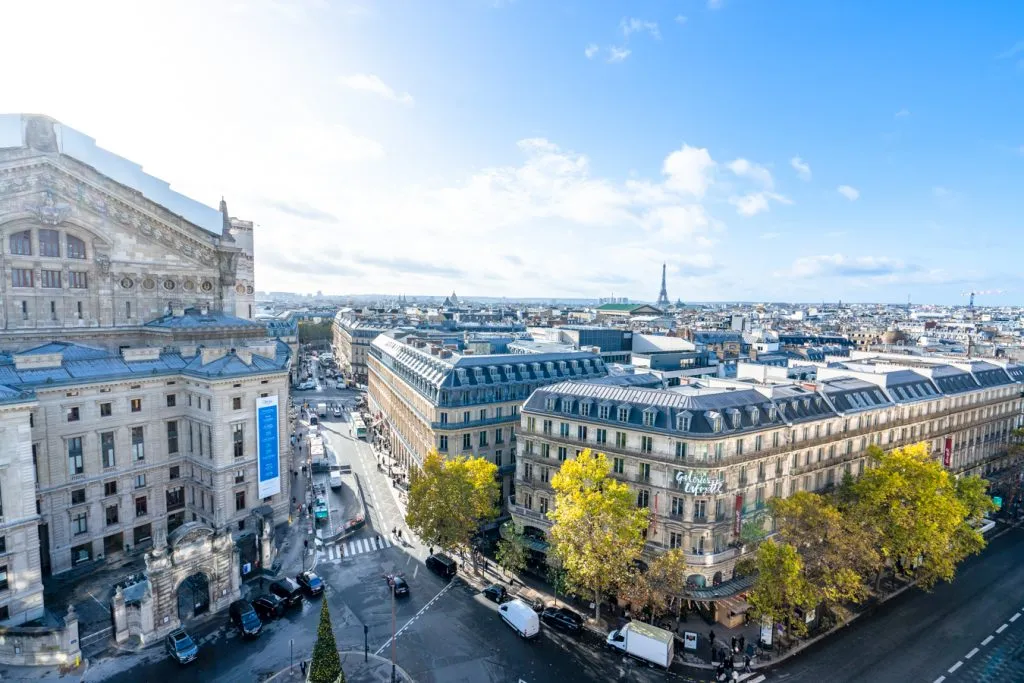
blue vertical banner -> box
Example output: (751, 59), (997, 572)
(256, 395), (281, 498)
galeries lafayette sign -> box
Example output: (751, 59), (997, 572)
(675, 470), (725, 496)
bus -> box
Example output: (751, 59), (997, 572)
(352, 417), (367, 440)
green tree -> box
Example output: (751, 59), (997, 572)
(770, 491), (879, 611)
(405, 451), (499, 554)
(546, 558), (570, 603)
(495, 521), (529, 578)
(309, 599), (345, 683)
(548, 449), (649, 622)
(849, 444), (991, 590)
(747, 539), (818, 639)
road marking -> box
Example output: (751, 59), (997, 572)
(948, 661), (962, 673)
(374, 580), (456, 655)
(997, 623), (1008, 633)
(1012, 612), (1021, 622)
(982, 635), (994, 645)
(87, 592), (107, 609)
(80, 626), (113, 643)
(932, 677), (945, 683)
(965, 647), (979, 659)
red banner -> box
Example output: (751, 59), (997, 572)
(734, 494), (744, 536)
(943, 436), (953, 467)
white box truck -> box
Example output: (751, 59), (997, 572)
(498, 598), (540, 639)
(606, 621), (674, 669)
(317, 402), (327, 418)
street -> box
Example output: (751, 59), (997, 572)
(770, 523), (1024, 683)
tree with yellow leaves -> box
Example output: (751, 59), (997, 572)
(405, 451), (499, 554)
(547, 449), (649, 622)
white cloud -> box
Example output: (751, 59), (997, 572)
(996, 41), (1024, 60)
(729, 192), (792, 217)
(837, 185), (860, 201)
(895, 108), (911, 118)
(790, 156), (812, 181)
(607, 46), (631, 63)
(778, 254), (914, 279)
(675, 15), (688, 25)
(727, 158), (774, 189)
(339, 73), (414, 106)
(760, 232), (780, 240)
(662, 145), (716, 197)
(621, 18), (660, 39)
(584, 43), (599, 59)
(707, 0), (723, 8)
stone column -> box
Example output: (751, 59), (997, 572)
(112, 586), (129, 644)
(63, 605), (81, 666)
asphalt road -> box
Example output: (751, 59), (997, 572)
(771, 523), (1024, 683)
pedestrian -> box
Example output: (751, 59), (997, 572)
(739, 635), (745, 653)
(304, 539), (309, 550)
(709, 629), (716, 646)
(397, 528), (402, 540)
(392, 526), (397, 537)
(744, 654), (752, 673)
(429, 546), (434, 556)
(731, 635), (737, 652)
(300, 660), (306, 676)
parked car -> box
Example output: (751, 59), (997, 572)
(269, 577), (304, 608)
(541, 606), (584, 634)
(482, 584), (507, 603)
(165, 628), (199, 664)
(499, 598), (541, 639)
(296, 571), (324, 597)
(229, 599), (263, 638)
(332, 405), (342, 418)
(426, 553), (457, 579)
(385, 574), (410, 597)
(251, 593), (285, 620)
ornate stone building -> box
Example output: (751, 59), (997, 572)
(0, 114), (290, 628)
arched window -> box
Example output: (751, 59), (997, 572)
(39, 229), (60, 257)
(67, 235), (87, 259)
(9, 230), (31, 256)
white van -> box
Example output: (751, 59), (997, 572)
(498, 598), (540, 639)
(329, 471), (343, 489)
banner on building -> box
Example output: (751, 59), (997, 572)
(256, 395), (281, 498)
(943, 435), (953, 468)
(734, 493), (744, 536)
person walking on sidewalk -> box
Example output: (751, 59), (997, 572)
(743, 653), (752, 673)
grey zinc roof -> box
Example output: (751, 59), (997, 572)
(819, 377), (892, 413)
(17, 341), (109, 360)
(144, 308), (265, 329)
(1005, 365), (1024, 383)
(0, 384), (33, 404)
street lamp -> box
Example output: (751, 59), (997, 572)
(391, 580), (397, 683)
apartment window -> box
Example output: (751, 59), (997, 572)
(495, 428), (504, 444)
(643, 411), (655, 427)
(440, 413), (448, 425)
(463, 411), (470, 423)
(232, 396), (242, 410)
(523, 462), (534, 481)
(131, 427), (145, 460)
(234, 469), (245, 484)
(557, 446), (567, 461)
(76, 301), (83, 318)
(641, 436), (653, 454)
(736, 439), (744, 456)
(166, 394), (176, 408)
(41, 270), (61, 288)
(126, 301), (132, 319)
(134, 473), (146, 489)
(0, 537), (6, 554)
(106, 505), (119, 526)
(69, 271), (88, 289)
(494, 451), (502, 467)
(693, 499), (707, 521)
(613, 457), (625, 474)
(540, 443), (550, 458)
(71, 488), (86, 505)
(67, 406), (80, 422)
(135, 496), (148, 517)
(636, 489), (650, 508)
(671, 496), (684, 516)
(577, 425), (588, 440)
(559, 422), (569, 437)
(233, 424), (244, 458)
(167, 487), (185, 511)
(638, 462), (651, 481)
(130, 398), (142, 413)
(669, 532), (683, 549)
(540, 467), (550, 484)
(596, 428), (607, 444)
(39, 229), (60, 257)
(104, 481), (118, 497)
(757, 461), (766, 481)
(479, 431), (488, 448)
(755, 435), (763, 451)
(462, 433), (472, 450)
(72, 511), (88, 535)
(20, 300), (28, 320)
(615, 432), (627, 449)
(539, 497), (549, 514)
(49, 300), (57, 320)
(100, 402), (112, 417)
(773, 431), (780, 448)
(542, 420), (552, 435)
(235, 490), (246, 511)
(68, 437), (84, 475)
(169, 465), (180, 480)
(9, 230), (31, 255)
(167, 421), (179, 455)
(11, 268), (33, 288)
(439, 435), (448, 451)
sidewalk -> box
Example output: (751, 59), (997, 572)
(266, 651), (414, 683)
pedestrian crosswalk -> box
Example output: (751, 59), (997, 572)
(321, 536), (392, 561)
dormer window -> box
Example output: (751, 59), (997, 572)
(676, 410), (693, 431)
(748, 406), (760, 425)
(562, 398), (574, 414)
(517, 364), (528, 377)
(642, 407), (656, 427)
(557, 361), (567, 374)
(727, 408), (742, 429)
(801, 398), (811, 412)
(545, 397), (557, 411)
(617, 406), (630, 422)
(581, 401), (591, 417)
(545, 362), (555, 376)
(815, 397), (824, 409)
(598, 403), (611, 420)
(570, 360), (580, 373)
(767, 405), (777, 421)
(707, 411), (723, 433)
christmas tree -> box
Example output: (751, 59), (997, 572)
(308, 599), (345, 683)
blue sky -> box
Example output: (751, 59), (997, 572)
(2, 0), (1022, 304)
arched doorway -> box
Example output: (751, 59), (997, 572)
(177, 572), (210, 622)
(712, 571), (723, 586)
(687, 573), (707, 590)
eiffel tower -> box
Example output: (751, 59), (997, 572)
(656, 263), (670, 307)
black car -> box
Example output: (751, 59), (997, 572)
(482, 584), (507, 603)
(540, 607), (584, 633)
(229, 599), (263, 638)
(165, 628), (199, 664)
(387, 575), (410, 597)
(269, 577), (304, 608)
(251, 593), (285, 620)
(425, 553), (457, 579)
(296, 571), (324, 597)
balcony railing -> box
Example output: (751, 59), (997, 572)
(507, 497), (551, 525)
(633, 472), (652, 484)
